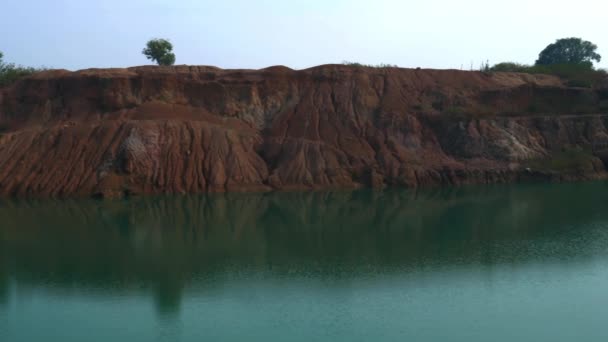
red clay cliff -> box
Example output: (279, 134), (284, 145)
(0, 64), (607, 197)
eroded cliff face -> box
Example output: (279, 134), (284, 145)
(0, 65), (607, 197)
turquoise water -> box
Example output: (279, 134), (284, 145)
(1, 183), (608, 341)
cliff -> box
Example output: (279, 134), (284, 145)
(0, 64), (607, 197)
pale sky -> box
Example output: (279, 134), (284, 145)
(1, 0), (606, 70)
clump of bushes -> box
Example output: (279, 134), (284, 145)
(342, 61), (399, 68)
(0, 52), (44, 87)
(0, 65), (41, 87)
(489, 62), (531, 73)
(490, 62), (606, 88)
(489, 38), (606, 88)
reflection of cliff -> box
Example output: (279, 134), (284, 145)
(1, 66), (608, 197)
(0, 264), (8, 306)
(2, 183), (608, 313)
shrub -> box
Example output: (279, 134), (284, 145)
(0, 66), (40, 87)
(0, 52), (44, 87)
(490, 61), (606, 88)
(489, 62), (531, 73)
(487, 38), (605, 88)
(342, 61), (398, 68)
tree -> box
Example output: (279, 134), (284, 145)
(142, 39), (176, 66)
(536, 38), (601, 66)
(0, 51), (6, 70)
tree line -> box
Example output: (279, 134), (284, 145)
(488, 38), (605, 87)
(1, 37), (605, 87)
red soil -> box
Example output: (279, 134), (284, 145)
(0, 64), (607, 197)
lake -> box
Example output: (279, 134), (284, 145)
(1, 182), (608, 341)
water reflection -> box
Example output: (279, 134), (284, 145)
(0, 266), (8, 307)
(1, 182), (608, 317)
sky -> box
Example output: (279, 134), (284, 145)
(1, 0), (607, 71)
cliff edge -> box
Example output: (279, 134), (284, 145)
(1, 64), (608, 197)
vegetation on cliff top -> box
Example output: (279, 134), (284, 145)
(490, 62), (606, 88)
(342, 61), (399, 68)
(142, 38), (176, 66)
(2, 37), (607, 88)
(491, 38), (606, 88)
(0, 51), (44, 87)
(536, 38), (601, 66)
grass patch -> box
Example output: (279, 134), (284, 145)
(490, 62), (606, 88)
(525, 147), (596, 173)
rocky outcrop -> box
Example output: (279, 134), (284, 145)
(0, 65), (607, 197)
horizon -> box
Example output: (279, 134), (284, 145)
(1, 0), (607, 71)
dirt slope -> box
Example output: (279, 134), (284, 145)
(0, 64), (607, 197)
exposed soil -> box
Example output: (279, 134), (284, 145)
(1, 64), (607, 198)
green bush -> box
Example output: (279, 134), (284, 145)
(0, 52), (44, 87)
(532, 63), (605, 88)
(489, 62), (531, 73)
(490, 61), (606, 88)
(342, 61), (398, 68)
(0, 65), (41, 87)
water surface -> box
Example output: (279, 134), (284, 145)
(2, 183), (608, 341)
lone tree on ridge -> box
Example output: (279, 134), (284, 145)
(142, 38), (176, 66)
(535, 38), (601, 66)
